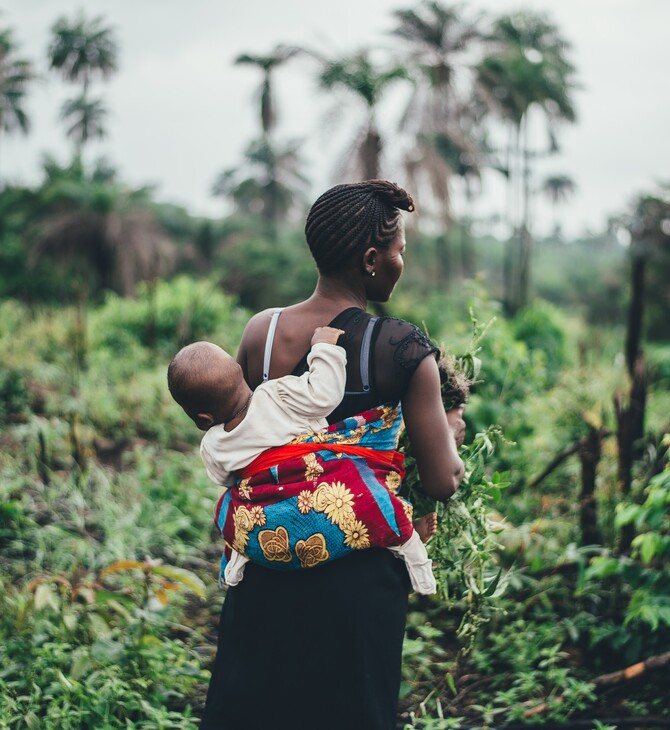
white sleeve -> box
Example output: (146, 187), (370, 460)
(200, 432), (236, 487)
(274, 342), (346, 419)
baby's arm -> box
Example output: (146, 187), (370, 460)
(275, 327), (347, 419)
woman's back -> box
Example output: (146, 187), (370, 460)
(240, 305), (438, 422)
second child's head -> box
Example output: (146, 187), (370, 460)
(167, 342), (251, 431)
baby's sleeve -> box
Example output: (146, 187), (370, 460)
(200, 431), (235, 486)
(275, 342), (347, 419)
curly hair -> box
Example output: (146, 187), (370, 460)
(304, 179), (415, 274)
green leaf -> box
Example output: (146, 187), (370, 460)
(94, 589), (135, 609)
(615, 503), (640, 528)
(34, 583), (60, 611)
(634, 532), (662, 564)
(482, 569), (503, 597)
(24, 713), (41, 730)
(151, 565), (206, 598)
(91, 638), (123, 662)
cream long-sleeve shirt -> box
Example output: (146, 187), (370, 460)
(200, 342), (346, 487)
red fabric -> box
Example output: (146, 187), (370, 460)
(241, 442), (405, 480)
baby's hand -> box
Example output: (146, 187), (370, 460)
(447, 404), (466, 448)
(311, 326), (345, 347)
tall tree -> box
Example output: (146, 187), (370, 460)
(0, 28), (35, 179)
(541, 173), (576, 237)
(615, 188), (670, 548)
(212, 137), (308, 238)
(392, 2), (484, 219)
(477, 11), (577, 313)
(235, 45), (300, 135)
(48, 13), (117, 153)
(60, 94), (107, 149)
(318, 51), (409, 181)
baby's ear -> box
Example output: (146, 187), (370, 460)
(195, 412), (214, 431)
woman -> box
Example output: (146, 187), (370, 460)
(201, 180), (465, 730)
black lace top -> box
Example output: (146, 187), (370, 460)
(291, 307), (439, 424)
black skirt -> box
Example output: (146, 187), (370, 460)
(201, 548), (411, 730)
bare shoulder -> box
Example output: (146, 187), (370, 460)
(240, 308), (277, 345)
(238, 308), (282, 385)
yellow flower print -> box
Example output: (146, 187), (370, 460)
(385, 471), (401, 494)
(233, 506), (254, 533)
(258, 526), (292, 563)
(380, 406), (398, 430)
(295, 533), (329, 568)
(343, 519), (370, 550)
(313, 482), (329, 511)
(297, 490), (314, 514)
(314, 481), (355, 528)
(232, 530), (250, 555)
(249, 505), (266, 527)
(237, 479), (252, 500)
(302, 453), (324, 481)
(402, 499), (414, 522)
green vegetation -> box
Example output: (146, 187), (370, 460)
(1, 2), (669, 728)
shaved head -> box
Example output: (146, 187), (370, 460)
(167, 341), (243, 422)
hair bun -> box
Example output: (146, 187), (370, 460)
(364, 179), (415, 213)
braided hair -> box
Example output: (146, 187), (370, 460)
(305, 179), (415, 274)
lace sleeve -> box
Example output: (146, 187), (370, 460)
(372, 317), (439, 402)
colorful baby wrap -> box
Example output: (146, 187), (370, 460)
(214, 404), (415, 581)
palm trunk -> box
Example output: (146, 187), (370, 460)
(460, 184), (477, 279)
(616, 245), (648, 551)
(503, 124), (521, 315)
(518, 115), (533, 310)
(360, 124), (381, 181)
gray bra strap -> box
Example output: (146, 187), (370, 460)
(359, 316), (378, 392)
(262, 308), (284, 382)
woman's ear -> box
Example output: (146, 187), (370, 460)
(362, 246), (378, 276)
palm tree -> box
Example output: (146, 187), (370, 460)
(212, 137), (309, 238)
(60, 94), (107, 151)
(0, 28), (35, 179)
(49, 14), (117, 93)
(392, 2), (485, 219)
(48, 13), (117, 152)
(541, 174), (576, 237)
(477, 10), (577, 312)
(318, 51), (409, 181)
(235, 45), (300, 135)
(391, 2), (490, 286)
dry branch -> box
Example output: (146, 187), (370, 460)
(592, 650), (670, 687)
(528, 429), (612, 489)
(522, 650), (670, 719)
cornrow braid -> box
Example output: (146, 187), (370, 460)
(305, 179), (415, 274)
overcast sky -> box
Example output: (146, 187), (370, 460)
(1, 0), (668, 237)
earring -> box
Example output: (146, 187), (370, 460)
(371, 271), (376, 277)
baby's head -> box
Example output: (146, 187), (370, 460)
(167, 341), (248, 430)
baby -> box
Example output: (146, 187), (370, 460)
(167, 326), (437, 594)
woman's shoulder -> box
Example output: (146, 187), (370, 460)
(239, 308), (278, 348)
(376, 315), (439, 370)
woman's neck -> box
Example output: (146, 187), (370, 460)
(309, 273), (367, 312)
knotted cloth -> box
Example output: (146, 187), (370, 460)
(214, 404), (415, 580)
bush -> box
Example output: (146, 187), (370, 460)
(90, 276), (248, 359)
(511, 300), (569, 378)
